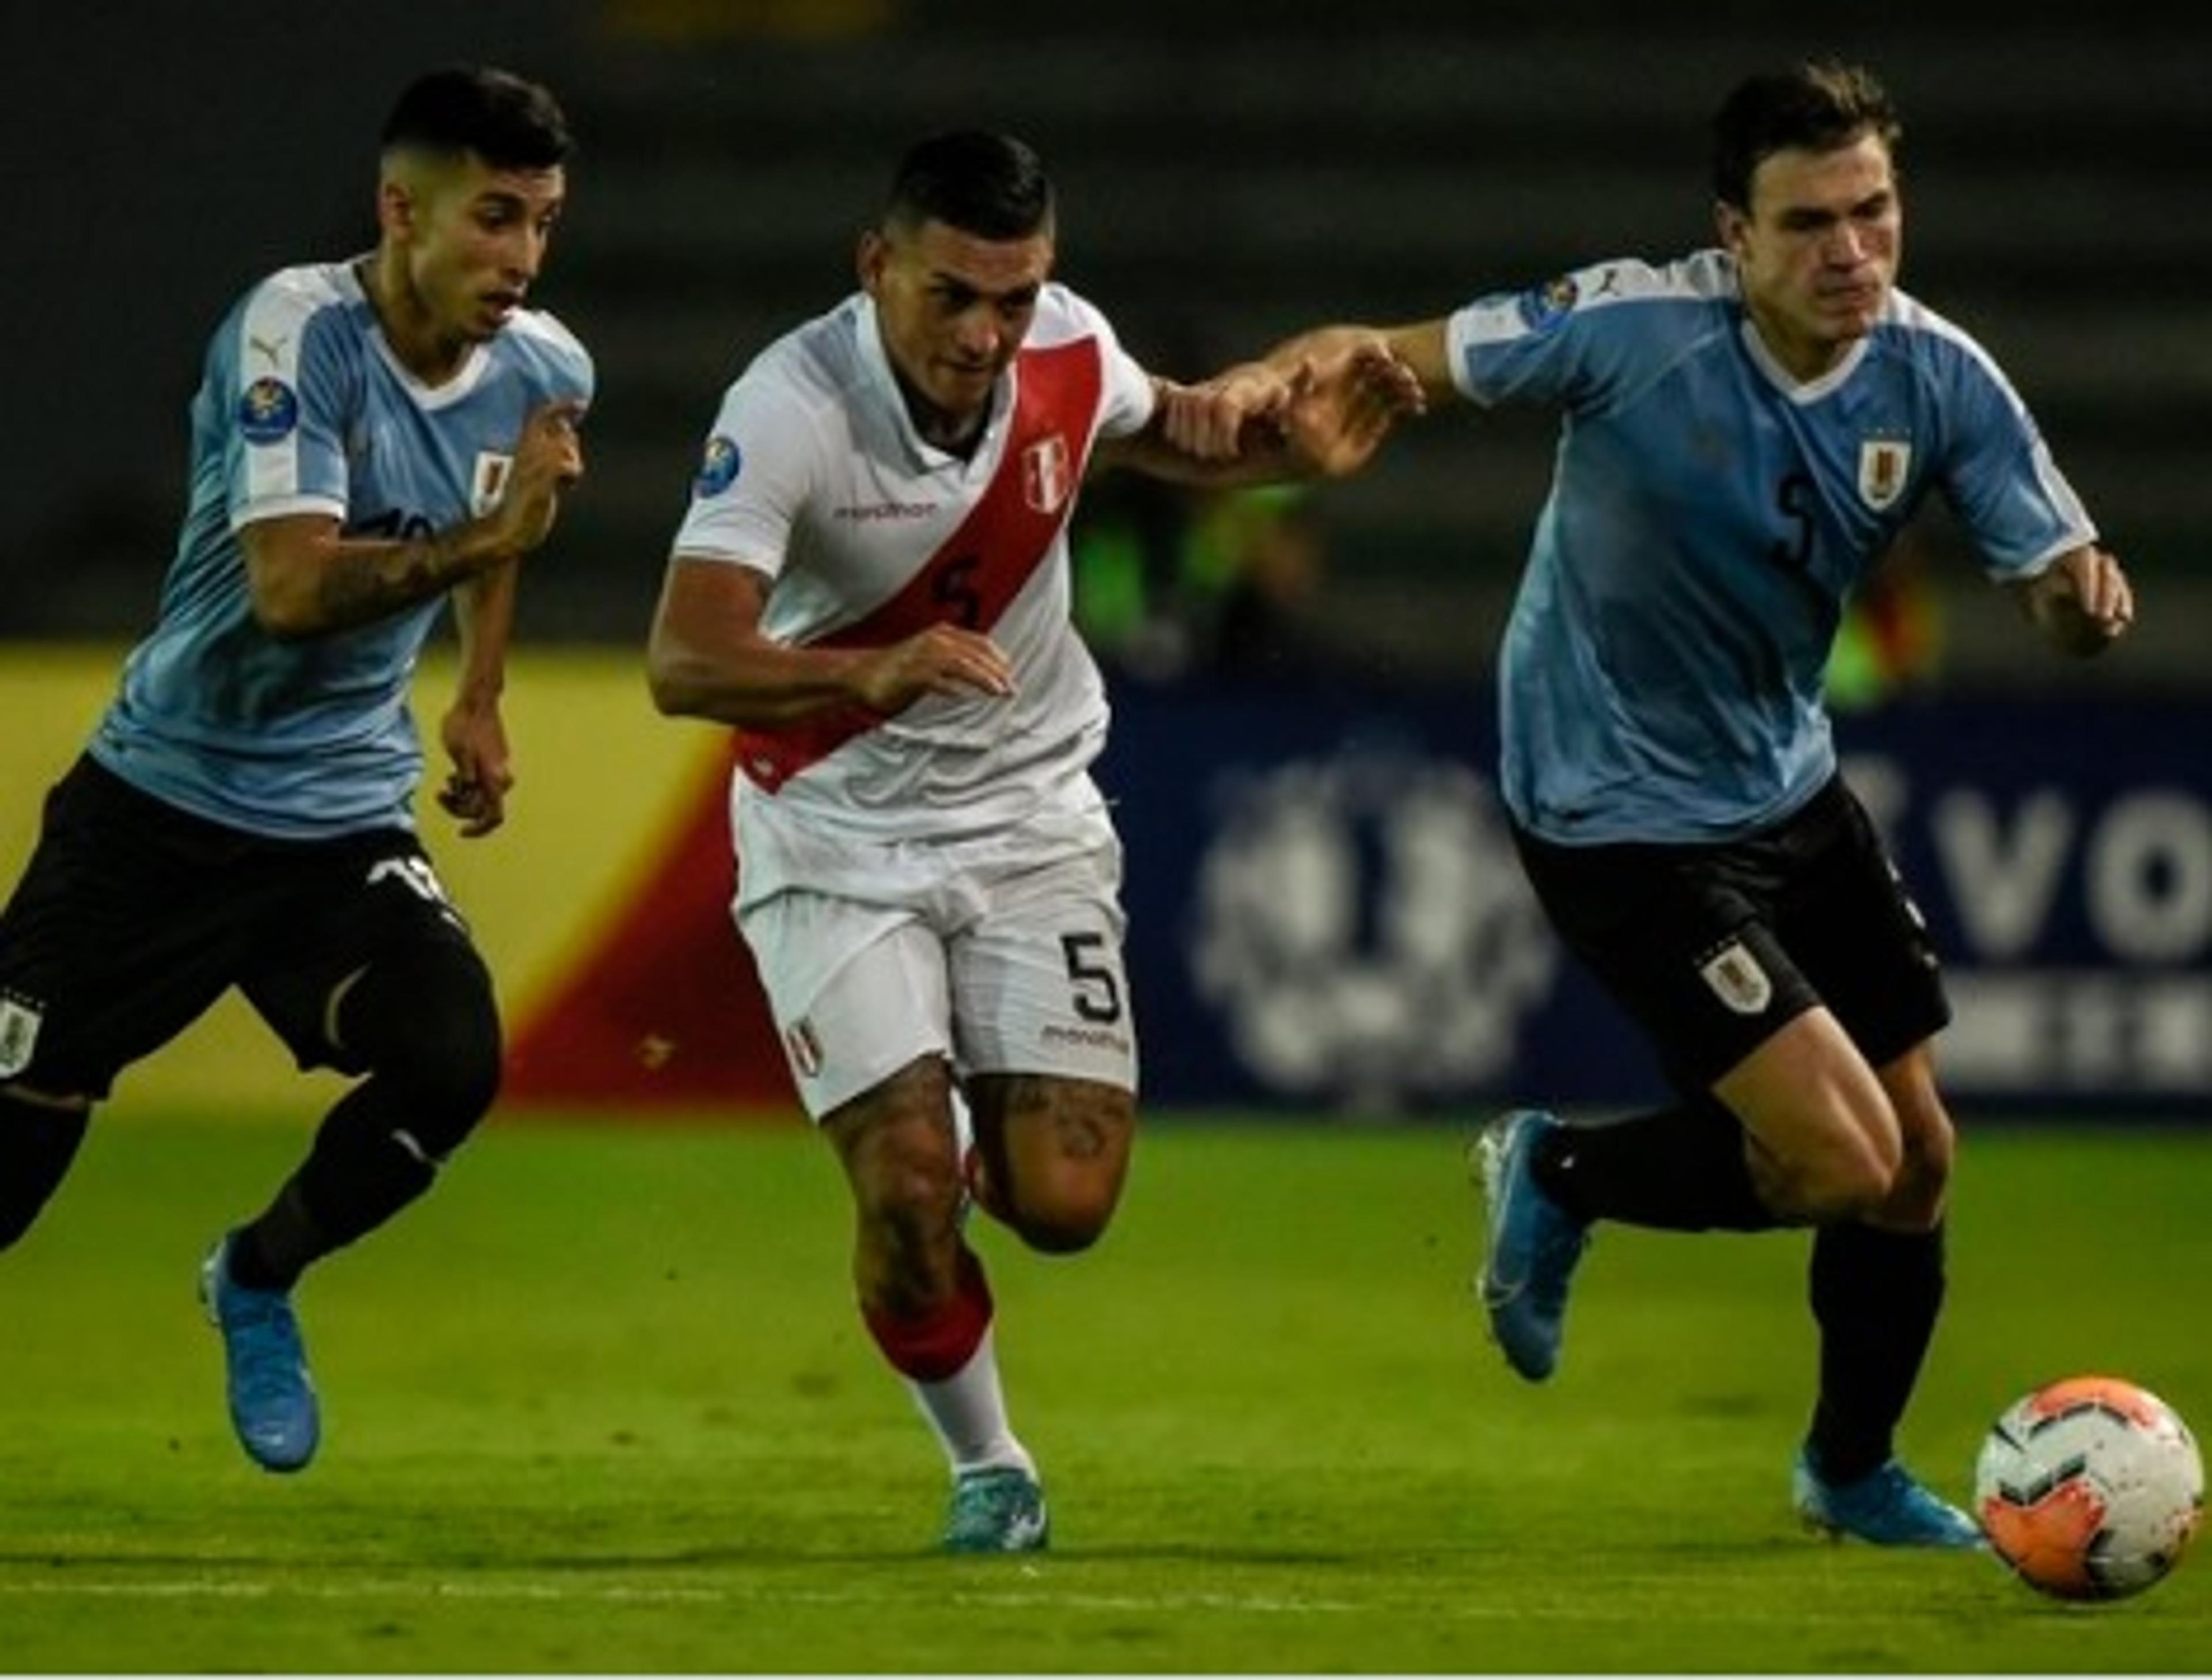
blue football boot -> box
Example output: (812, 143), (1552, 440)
(1792, 1448), (1986, 1549)
(943, 1466), (1050, 1554)
(1474, 1109), (1590, 1382)
(199, 1235), (320, 1473)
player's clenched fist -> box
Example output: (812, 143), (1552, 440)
(1157, 364), (1295, 461)
(2023, 543), (2134, 656)
(487, 399), (588, 556)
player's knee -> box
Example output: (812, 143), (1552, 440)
(865, 1150), (965, 1244)
(1005, 1192), (1115, 1255)
(1862, 1050), (1954, 1228)
(1790, 1129), (1902, 1222)
(834, 1101), (968, 1282)
(339, 944), (502, 1155)
(999, 1154), (1126, 1254)
(1751, 1096), (1903, 1223)
(975, 1080), (1132, 1254)
(1878, 1104), (1955, 1230)
(991, 1160), (1115, 1257)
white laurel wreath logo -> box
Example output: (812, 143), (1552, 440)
(1190, 752), (1559, 1108)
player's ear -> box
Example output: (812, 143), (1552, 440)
(1713, 198), (1749, 259)
(378, 174), (419, 244)
(856, 228), (889, 297)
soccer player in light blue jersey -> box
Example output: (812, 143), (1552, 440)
(0, 67), (591, 1473)
(1185, 60), (2134, 1548)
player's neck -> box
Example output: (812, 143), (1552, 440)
(892, 367), (987, 459)
(355, 255), (471, 388)
(1742, 304), (1849, 385)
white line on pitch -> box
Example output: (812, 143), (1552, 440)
(0, 1575), (1934, 1624)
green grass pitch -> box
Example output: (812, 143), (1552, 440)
(1, 1111), (2206, 1671)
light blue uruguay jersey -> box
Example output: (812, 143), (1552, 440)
(89, 261), (593, 839)
(1450, 249), (2094, 845)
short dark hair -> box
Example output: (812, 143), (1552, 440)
(882, 130), (1054, 241)
(381, 66), (573, 172)
(1710, 59), (1900, 211)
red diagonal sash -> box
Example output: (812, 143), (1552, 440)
(734, 337), (1105, 793)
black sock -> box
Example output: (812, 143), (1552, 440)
(0, 1095), (89, 1250)
(1806, 1221), (1946, 1484)
(1531, 1098), (1779, 1231)
(225, 1182), (325, 1292)
(232, 1079), (439, 1292)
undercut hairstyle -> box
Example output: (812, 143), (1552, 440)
(380, 66), (573, 172)
(882, 130), (1054, 241)
(1710, 59), (1901, 211)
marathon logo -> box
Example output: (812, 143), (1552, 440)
(1041, 1021), (1132, 1055)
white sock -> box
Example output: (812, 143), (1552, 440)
(906, 1325), (1035, 1481)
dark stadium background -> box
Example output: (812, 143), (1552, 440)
(2, 13), (2209, 1668)
(3, 1), (2206, 1121)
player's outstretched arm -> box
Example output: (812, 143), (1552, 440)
(1291, 321), (1456, 410)
(2012, 542), (2135, 657)
(1100, 326), (1430, 487)
(1169, 321), (1452, 461)
(646, 557), (1013, 728)
(242, 399), (586, 639)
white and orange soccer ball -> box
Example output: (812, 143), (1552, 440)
(1975, 1375), (2203, 1601)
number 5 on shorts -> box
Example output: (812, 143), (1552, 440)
(1059, 932), (1123, 1024)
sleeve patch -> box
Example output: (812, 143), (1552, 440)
(237, 377), (301, 445)
(695, 434), (743, 497)
(1515, 275), (1581, 334)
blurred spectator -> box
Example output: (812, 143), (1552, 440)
(1070, 470), (1195, 681)
(1192, 484), (1334, 678)
(1074, 481), (1336, 682)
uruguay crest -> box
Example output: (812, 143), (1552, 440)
(470, 451), (513, 516)
(0, 991), (43, 1078)
(1858, 437), (1913, 511)
(1698, 938), (1774, 1016)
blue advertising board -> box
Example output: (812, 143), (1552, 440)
(1097, 679), (2211, 1118)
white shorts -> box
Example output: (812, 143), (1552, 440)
(735, 812), (1138, 1119)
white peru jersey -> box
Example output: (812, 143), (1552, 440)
(671, 285), (1155, 858)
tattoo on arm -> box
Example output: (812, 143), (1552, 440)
(315, 528), (468, 628)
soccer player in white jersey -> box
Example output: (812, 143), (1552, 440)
(1186, 60), (2134, 1547)
(0, 67), (591, 1473)
(647, 130), (1410, 1553)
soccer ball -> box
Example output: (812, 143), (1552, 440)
(1975, 1375), (2203, 1600)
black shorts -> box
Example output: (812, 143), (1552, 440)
(1511, 774), (1950, 1093)
(0, 755), (484, 1100)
